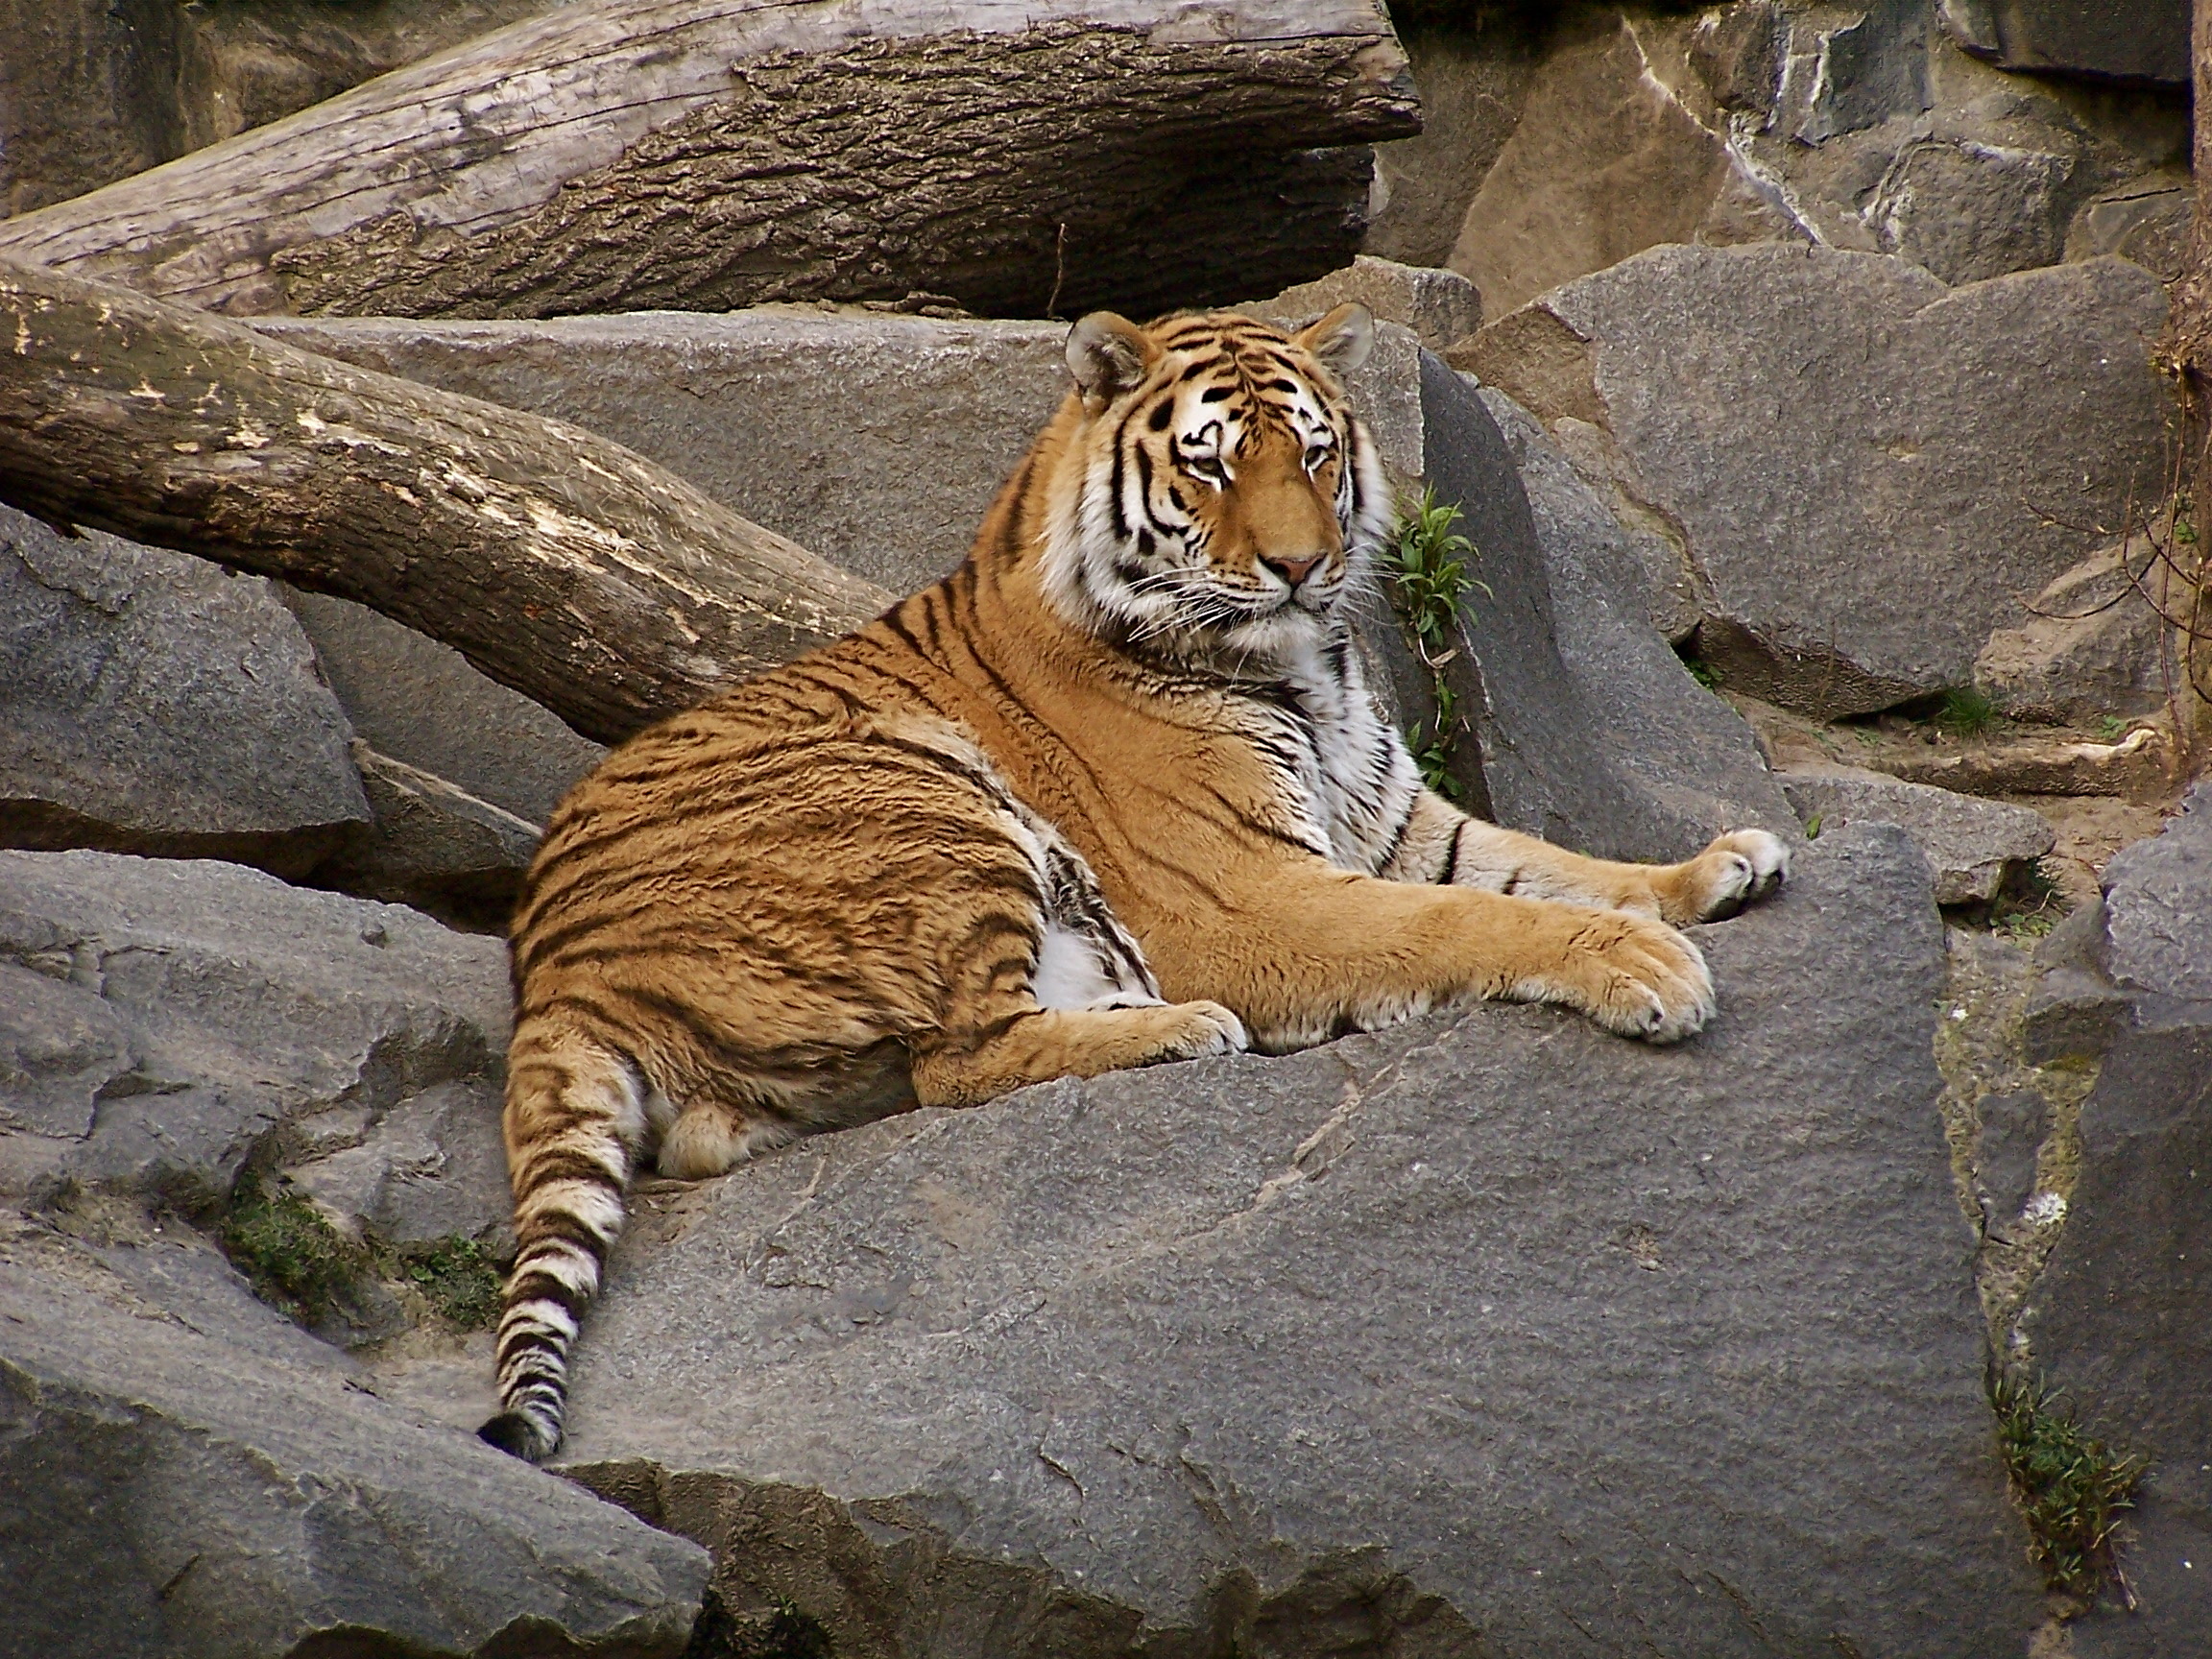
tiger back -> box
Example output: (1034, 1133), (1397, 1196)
(479, 304), (1788, 1460)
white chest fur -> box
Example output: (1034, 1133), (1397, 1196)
(1230, 630), (1426, 877)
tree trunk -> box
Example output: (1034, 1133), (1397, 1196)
(0, 261), (891, 746)
(2175, 0), (2212, 500)
(0, 0), (1416, 325)
(2159, 0), (2212, 728)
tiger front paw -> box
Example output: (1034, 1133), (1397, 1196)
(1530, 910), (1715, 1044)
(1656, 829), (1791, 925)
(1151, 999), (1251, 1061)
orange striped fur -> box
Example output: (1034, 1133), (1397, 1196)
(479, 305), (1788, 1460)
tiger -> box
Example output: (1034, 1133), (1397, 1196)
(477, 302), (1789, 1462)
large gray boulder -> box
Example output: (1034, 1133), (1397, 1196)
(0, 851), (510, 1260)
(559, 824), (2036, 1654)
(1441, 12), (1756, 321)
(1363, 26), (1541, 273)
(1456, 247), (2172, 718)
(0, 1210), (708, 1659)
(2022, 784), (2212, 1650)
(1248, 255), (1482, 352)
(1423, 358), (1795, 859)
(1384, 4), (2183, 348)
(0, 505), (371, 879)
(259, 311), (1073, 600)
(2096, 781), (2212, 1005)
(1939, 0), (2190, 86)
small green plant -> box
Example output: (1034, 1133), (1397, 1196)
(2095, 713), (2129, 742)
(1935, 686), (1999, 738)
(219, 1171), (367, 1326)
(1990, 1371), (2148, 1604)
(1407, 679), (1463, 800)
(1989, 857), (2064, 940)
(1802, 812), (1823, 841)
(1393, 488), (1485, 653)
(397, 1236), (503, 1331)
(1682, 655), (1723, 691)
(1392, 489), (1488, 800)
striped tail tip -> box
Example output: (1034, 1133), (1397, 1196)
(478, 1407), (561, 1462)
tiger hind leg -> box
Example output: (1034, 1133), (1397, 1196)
(478, 1025), (667, 1463)
(911, 999), (1248, 1109)
(911, 796), (1248, 1105)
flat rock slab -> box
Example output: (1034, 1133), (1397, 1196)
(0, 503), (369, 878)
(0, 851), (509, 1249)
(1778, 763), (2055, 904)
(0, 1211), (707, 1658)
(1456, 248), (2172, 718)
(1942, 0), (2190, 86)
(315, 740), (552, 931)
(2023, 785), (2212, 1651)
(560, 825), (2036, 1655)
(1423, 358), (1795, 859)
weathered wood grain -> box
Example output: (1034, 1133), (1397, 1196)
(0, 261), (892, 744)
(0, 0), (1416, 321)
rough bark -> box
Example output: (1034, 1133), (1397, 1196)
(0, 261), (892, 746)
(0, 0), (1417, 323)
(2159, 0), (2212, 722)
(2178, 0), (2212, 490)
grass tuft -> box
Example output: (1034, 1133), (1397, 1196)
(1990, 1371), (2148, 1604)
(1393, 486), (1480, 654)
(1936, 686), (1999, 737)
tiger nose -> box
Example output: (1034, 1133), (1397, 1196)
(1261, 552), (1323, 588)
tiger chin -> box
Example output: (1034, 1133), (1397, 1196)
(476, 302), (1789, 1463)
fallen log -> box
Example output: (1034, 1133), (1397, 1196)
(0, 262), (891, 745)
(0, 0), (1417, 323)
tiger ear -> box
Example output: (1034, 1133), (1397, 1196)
(1067, 312), (1155, 406)
(1295, 301), (1375, 376)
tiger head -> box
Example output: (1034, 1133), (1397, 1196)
(1035, 304), (1391, 668)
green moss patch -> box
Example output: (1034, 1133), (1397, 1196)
(396, 1236), (503, 1332)
(219, 1170), (503, 1336)
(217, 1170), (370, 1327)
(1991, 1370), (2149, 1605)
